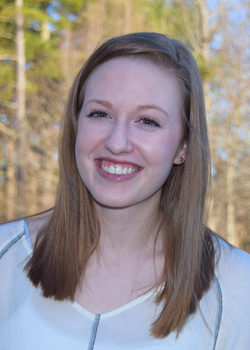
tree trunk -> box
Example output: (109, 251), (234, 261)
(226, 158), (238, 247)
(16, 0), (26, 214)
(6, 139), (16, 220)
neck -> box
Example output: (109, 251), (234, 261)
(94, 198), (162, 258)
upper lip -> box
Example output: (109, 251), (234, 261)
(95, 157), (143, 168)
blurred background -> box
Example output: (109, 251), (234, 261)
(0, 0), (249, 252)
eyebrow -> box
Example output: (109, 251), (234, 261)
(84, 99), (170, 119)
(137, 104), (170, 119)
(84, 99), (112, 108)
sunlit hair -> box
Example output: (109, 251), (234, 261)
(25, 33), (215, 338)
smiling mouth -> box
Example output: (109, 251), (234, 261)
(97, 160), (141, 175)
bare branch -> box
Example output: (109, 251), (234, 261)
(0, 33), (15, 40)
(0, 54), (17, 61)
(0, 101), (17, 109)
(0, 121), (16, 139)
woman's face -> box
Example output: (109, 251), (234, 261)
(75, 57), (186, 209)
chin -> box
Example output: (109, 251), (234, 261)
(92, 194), (137, 210)
(93, 199), (133, 210)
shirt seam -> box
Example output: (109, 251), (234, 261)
(88, 314), (101, 350)
(0, 231), (25, 260)
(213, 274), (223, 350)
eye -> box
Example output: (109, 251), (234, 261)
(139, 117), (161, 128)
(86, 110), (109, 119)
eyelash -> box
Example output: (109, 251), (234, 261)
(86, 111), (161, 128)
(86, 110), (109, 118)
(139, 117), (161, 128)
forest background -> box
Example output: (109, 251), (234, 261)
(0, 0), (249, 252)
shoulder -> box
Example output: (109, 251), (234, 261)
(214, 238), (250, 304)
(215, 238), (250, 291)
(214, 238), (250, 348)
(0, 220), (25, 258)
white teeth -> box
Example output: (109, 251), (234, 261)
(115, 166), (123, 175)
(101, 163), (138, 175)
(108, 165), (115, 174)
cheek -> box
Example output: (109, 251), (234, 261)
(76, 118), (107, 149)
(75, 122), (94, 155)
(143, 135), (181, 166)
(75, 128), (90, 170)
(75, 133), (84, 159)
(75, 122), (106, 172)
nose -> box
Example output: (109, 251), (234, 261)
(104, 122), (133, 155)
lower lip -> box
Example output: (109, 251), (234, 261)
(95, 161), (142, 182)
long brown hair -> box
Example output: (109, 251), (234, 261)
(25, 33), (215, 338)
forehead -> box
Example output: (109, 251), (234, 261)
(80, 57), (181, 107)
(87, 56), (177, 83)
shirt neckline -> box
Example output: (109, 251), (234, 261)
(22, 218), (162, 320)
(71, 286), (159, 320)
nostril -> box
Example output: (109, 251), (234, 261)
(104, 125), (133, 154)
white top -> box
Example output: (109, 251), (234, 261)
(0, 220), (250, 350)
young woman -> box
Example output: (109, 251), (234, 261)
(1, 33), (250, 349)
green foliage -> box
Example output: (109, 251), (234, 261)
(0, 62), (15, 102)
(194, 54), (212, 82)
(25, 36), (61, 95)
(0, 2), (16, 19)
(59, 0), (87, 13)
(0, 0), (84, 105)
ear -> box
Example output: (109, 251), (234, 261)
(173, 141), (187, 165)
